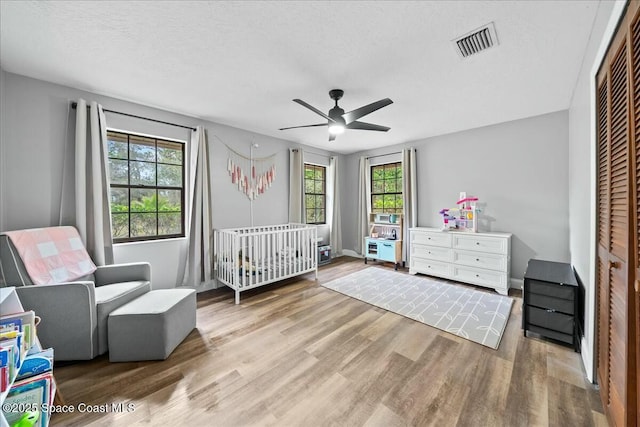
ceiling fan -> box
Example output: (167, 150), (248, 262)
(279, 89), (393, 141)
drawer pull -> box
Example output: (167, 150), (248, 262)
(476, 242), (480, 245)
(546, 308), (556, 313)
(475, 274), (480, 278)
(476, 258), (480, 261)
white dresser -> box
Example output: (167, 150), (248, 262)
(409, 227), (512, 295)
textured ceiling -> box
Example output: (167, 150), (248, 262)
(0, 1), (600, 154)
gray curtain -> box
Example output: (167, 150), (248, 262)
(328, 156), (342, 257)
(402, 147), (418, 263)
(356, 156), (371, 255)
(182, 126), (213, 287)
(288, 148), (304, 223)
(72, 99), (113, 265)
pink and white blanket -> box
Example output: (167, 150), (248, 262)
(5, 227), (97, 285)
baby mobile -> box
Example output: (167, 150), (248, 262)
(225, 142), (276, 200)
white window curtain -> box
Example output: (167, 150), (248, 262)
(72, 99), (114, 265)
(356, 156), (371, 255)
(288, 148), (305, 223)
(328, 156), (342, 257)
(182, 126), (213, 287)
(402, 147), (418, 263)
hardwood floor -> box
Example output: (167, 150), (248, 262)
(52, 257), (606, 426)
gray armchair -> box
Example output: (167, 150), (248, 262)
(0, 228), (151, 361)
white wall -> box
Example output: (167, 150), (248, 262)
(0, 72), (336, 290)
(568, 0), (623, 383)
(342, 110), (571, 283)
(0, 68), (6, 232)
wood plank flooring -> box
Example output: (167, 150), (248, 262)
(52, 257), (606, 426)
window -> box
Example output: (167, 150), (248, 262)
(371, 162), (403, 214)
(107, 130), (185, 242)
(304, 164), (326, 224)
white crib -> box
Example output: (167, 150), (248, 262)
(214, 223), (318, 304)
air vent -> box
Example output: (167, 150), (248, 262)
(453, 22), (498, 58)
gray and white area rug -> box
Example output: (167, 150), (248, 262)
(322, 267), (513, 349)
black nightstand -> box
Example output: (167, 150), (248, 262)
(522, 259), (580, 352)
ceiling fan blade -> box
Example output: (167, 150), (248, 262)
(346, 121), (390, 132)
(279, 123), (327, 131)
(342, 98), (393, 124)
(329, 133), (336, 142)
(293, 99), (336, 123)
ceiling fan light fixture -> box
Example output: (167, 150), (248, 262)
(328, 124), (345, 135)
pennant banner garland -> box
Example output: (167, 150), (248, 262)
(225, 143), (276, 200)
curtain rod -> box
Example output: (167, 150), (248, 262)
(366, 150), (407, 159)
(71, 102), (197, 131)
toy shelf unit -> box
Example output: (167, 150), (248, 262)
(439, 193), (480, 232)
(365, 213), (403, 270)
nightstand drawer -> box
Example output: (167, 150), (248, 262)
(527, 279), (574, 300)
(525, 305), (574, 335)
(526, 293), (574, 315)
(411, 231), (451, 248)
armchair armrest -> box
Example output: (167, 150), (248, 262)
(16, 282), (98, 361)
(94, 262), (151, 286)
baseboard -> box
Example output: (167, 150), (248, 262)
(510, 278), (524, 290)
(581, 336), (595, 383)
(342, 249), (363, 258)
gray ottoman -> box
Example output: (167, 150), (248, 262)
(108, 289), (196, 362)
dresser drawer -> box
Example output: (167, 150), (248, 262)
(452, 266), (508, 289)
(411, 230), (451, 248)
(525, 305), (574, 335)
(410, 257), (452, 277)
(526, 279), (575, 300)
(453, 250), (507, 272)
(526, 293), (574, 315)
(411, 243), (452, 262)
(452, 234), (508, 255)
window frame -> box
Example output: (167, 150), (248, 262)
(370, 162), (403, 214)
(107, 130), (186, 243)
(304, 163), (327, 225)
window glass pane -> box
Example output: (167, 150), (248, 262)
(316, 195), (325, 209)
(158, 164), (182, 187)
(111, 213), (129, 239)
(109, 159), (128, 185)
(129, 161), (156, 186)
(372, 195), (383, 210)
(130, 189), (156, 212)
(384, 179), (396, 193)
(306, 209), (315, 224)
(305, 167), (314, 180)
(158, 212), (181, 235)
(396, 197), (404, 209)
(108, 135), (128, 160)
(158, 189), (181, 212)
(305, 179), (314, 193)
(110, 188), (129, 212)
(396, 167), (402, 179)
(314, 167), (323, 180)
(372, 167), (384, 180)
(396, 178), (403, 192)
(372, 180), (384, 193)
(157, 141), (183, 165)
(129, 136), (156, 161)
(306, 195), (316, 208)
(130, 213), (157, 237)
(314, 180), (324, 194)
(318, 209), (325, 224)
(383, 194), (396, 209)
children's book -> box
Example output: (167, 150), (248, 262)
(3, 373), (51, 427)
(17, 348), (53, 381)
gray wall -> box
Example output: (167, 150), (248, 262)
(0, 68), (6, 233)
(0, 72), (335, 289)
(342, 110), (571, 282)
(568, 0), (620, 382)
